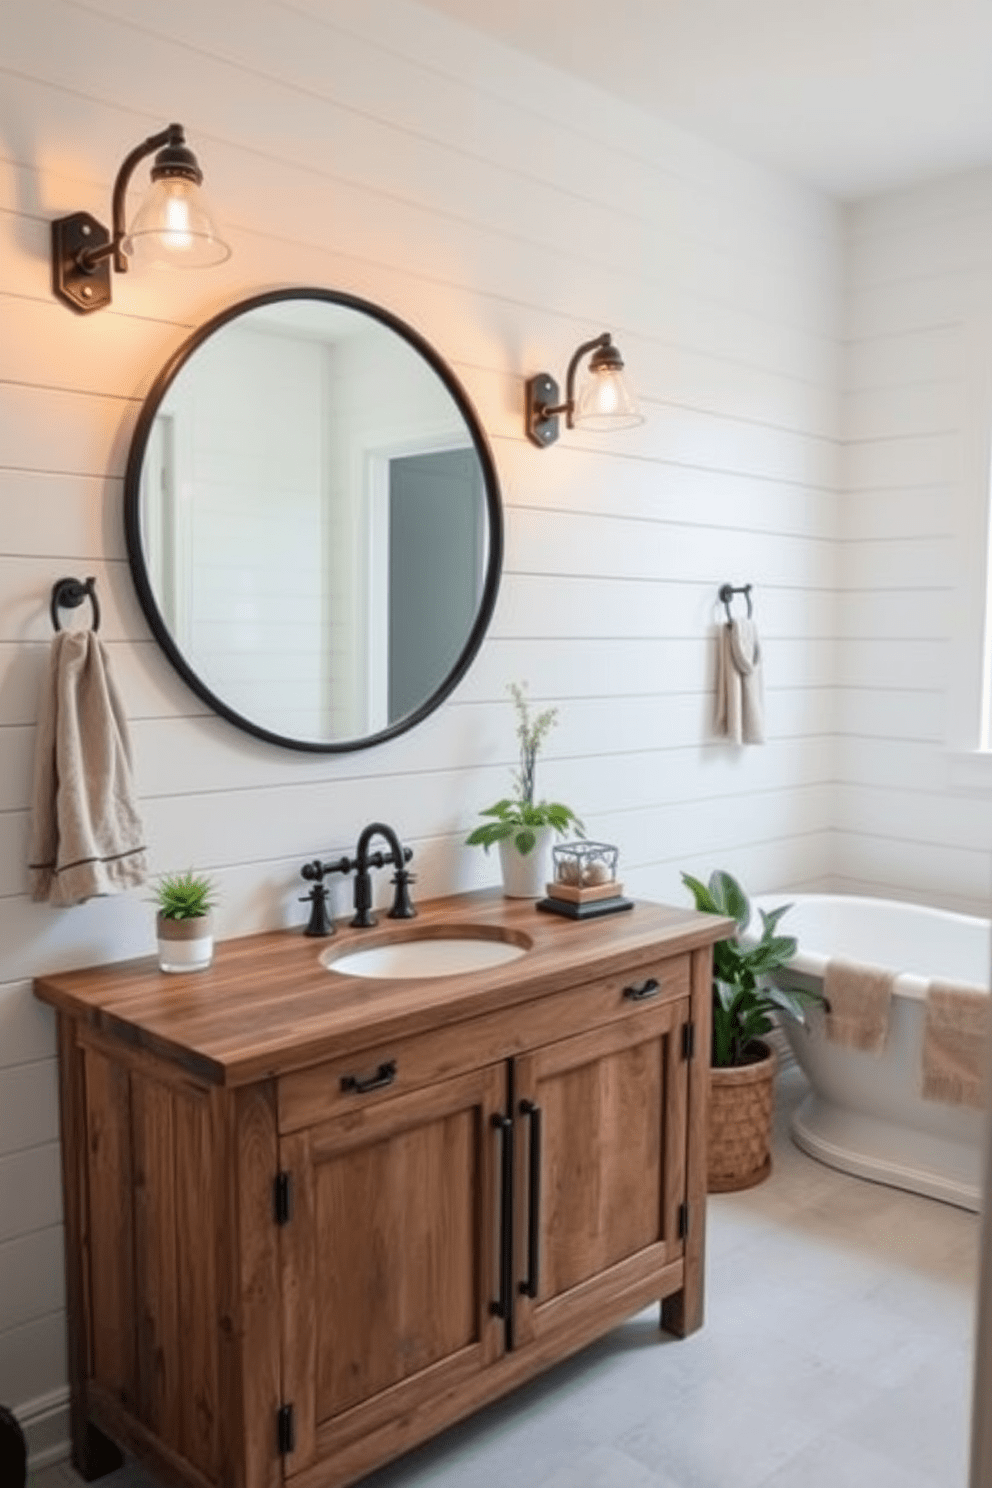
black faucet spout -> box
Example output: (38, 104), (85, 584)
(351, 822), (416, 927)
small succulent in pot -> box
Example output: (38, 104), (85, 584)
(155, 869), (217, 921)
(154, 870), (217, 973)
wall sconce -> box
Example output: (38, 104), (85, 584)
(525, 332), (643, 448)
(51, 123), (230, 314)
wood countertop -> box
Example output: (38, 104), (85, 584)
(34, 889), (733, 1087)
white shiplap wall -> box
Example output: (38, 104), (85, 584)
(841, 169), (992, 915)
(0, 0), (840, 1449)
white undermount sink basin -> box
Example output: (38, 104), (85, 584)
(321, 932), (529, 980)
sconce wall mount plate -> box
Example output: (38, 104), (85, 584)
(51, 211), (113, 313)
(526, 372), (561, 447)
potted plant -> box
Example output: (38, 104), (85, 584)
(681, 869), (821, 1191)
(466, 683), (583, 897)
(155, 869), (218, 973)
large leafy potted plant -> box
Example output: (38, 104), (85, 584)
(682, 869), (820, 1191)
(466, 683), (583, 897)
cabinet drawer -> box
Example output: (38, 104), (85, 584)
(278, 952), (691, 1134)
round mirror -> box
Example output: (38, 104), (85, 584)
(124, 289), (503, 751)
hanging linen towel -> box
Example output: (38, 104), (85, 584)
(28, 630), (148, 907)
(823, 957), (894, 1052)
(922, 981), (990, 1109)
(714, 617), (765, 744)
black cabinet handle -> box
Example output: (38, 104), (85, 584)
(490, 1113), (514, 1321)
(340, 1059), (397, 1095)
(518, 1100), (542, 1299)
(623, 977), (660, 1002)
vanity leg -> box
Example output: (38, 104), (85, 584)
(661, 1279), (703, 1339)
(661, 946), (712, 1339)
(662, 1203), (707, 1338)
(72, 1421), (124, 1481)
(58, 1015), (125, 1479)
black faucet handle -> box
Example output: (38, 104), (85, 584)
(300, 881), (334, 938)
(388, 866), (417, 920)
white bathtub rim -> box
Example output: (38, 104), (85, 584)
(747, 891), (990, 999)
(791, 1090), (983, 1213)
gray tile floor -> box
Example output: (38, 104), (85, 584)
(31, 1067), (981, 1488)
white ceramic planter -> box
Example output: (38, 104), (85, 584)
(498, 826), (554, 898)
(157, 912), (214, 973)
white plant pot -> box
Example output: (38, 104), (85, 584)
(157, 912), (214, 973)
(498, 827), (554, 899)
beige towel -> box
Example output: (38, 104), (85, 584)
(922, 981), (990, 1109)
(823, 957), (894, 1052)
(714, 618), (765, 744)
(28, 630), (148, 907)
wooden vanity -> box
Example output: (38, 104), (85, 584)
(34, 890), (730, 1488)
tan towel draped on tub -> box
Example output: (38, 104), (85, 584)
(28, 629), (148, 907)
(922, 981), (991, 1110)
(823, 957), (894, 1052)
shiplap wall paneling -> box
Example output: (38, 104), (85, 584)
(0, 0), (840, 1448)
(840, 168), (992, 913)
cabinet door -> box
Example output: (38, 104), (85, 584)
(513, 996), (689, 1351)
(279, 1061), (507, 1476)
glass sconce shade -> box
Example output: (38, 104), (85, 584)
(123, 177), (231, 267)
(525, 332), (643, 446)
(572, 365), (642, 430)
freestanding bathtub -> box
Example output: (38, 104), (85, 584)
(748, 893), (991, 1211)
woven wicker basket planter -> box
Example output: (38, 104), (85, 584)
(707, 1041), (776, 1193)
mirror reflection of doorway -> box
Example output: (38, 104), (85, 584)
(386, 448), (485, 723)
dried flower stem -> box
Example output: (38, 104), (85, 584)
(509, 681), (557, 807)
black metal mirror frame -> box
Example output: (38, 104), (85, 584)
(124, 287), (504, 753)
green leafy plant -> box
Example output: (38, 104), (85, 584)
(681, 869), (821, 1067)
(466, 682), (584, 855)
(154, 870), (217, 922)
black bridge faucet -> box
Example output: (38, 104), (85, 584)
(351, 822), (416, 928)
(299, 825), (415, 934)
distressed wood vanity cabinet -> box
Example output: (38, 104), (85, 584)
(34, 892), (730, 1488)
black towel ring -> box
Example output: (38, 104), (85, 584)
(50, 576), (100, 633)
(718, 582), (753, 623)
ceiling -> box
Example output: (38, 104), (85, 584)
(418, 0), (992, 199)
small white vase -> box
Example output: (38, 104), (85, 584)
(157, 912), (214, 973)
(498, 827), (554, 899)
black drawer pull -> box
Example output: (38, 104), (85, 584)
(518, 1100), (542, 1299)
(623, 977), (660, 1002)
(490, 1114), (514, 1321)
(340, 1059), (397, 1095)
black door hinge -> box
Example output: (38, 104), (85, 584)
(277, 1402), (295, 1455)
(681, 1022), (695, 1061)
(274, 1171), (292, 1226)
(678, 1202), (689, 1240)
